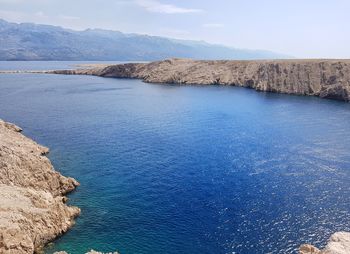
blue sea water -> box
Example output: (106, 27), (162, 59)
(0, 62), (350, 254)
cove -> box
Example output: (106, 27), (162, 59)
(0, 62), (350, 254)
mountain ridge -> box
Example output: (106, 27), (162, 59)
(0, 19), (290, 61)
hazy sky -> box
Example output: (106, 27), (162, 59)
(1, 0), (349, 58)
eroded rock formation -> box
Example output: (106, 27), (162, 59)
(0, 119), (80, 253)
(50, 58), (350, 101)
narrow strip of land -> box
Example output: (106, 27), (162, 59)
(47, 58), (350, 102)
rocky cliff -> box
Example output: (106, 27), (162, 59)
(0, 119), (80, 253)
(51, 58), (350, 101)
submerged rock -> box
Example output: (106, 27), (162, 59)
(0, 119), (80, 254)
(50, 58), (350, 102)
(53, 250), (119, 254)
(86, 250), (119, 254)
(300, 232), (350, 254)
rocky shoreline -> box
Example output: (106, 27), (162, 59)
(48, 58), (350, 102)
(0, 119), (80, 253)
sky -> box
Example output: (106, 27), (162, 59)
(0, 0), (349, 58)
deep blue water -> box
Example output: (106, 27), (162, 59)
(1, 62), (350, 254)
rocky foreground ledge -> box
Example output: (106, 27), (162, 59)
(50, 58), (350, 101)
(0, 119), (80, 253)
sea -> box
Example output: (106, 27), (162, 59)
(0, 61), (350, 254)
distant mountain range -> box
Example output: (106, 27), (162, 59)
(0, 19), (290, 61)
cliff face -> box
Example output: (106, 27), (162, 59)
(0, 119), (80, 254)
(51, 58), (350, 101)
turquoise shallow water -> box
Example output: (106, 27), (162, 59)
(0, 62), (350, 254)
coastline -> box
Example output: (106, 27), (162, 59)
(1, 118), (350, 253)
(1, 62), (350, 252)
(0, 119), (80, 253)
(46, 58), (350, 102)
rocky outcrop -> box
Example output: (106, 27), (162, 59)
(51, 58), (350, 101)
(0, 119), (80, 254)
(300, 232), (350, 254)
